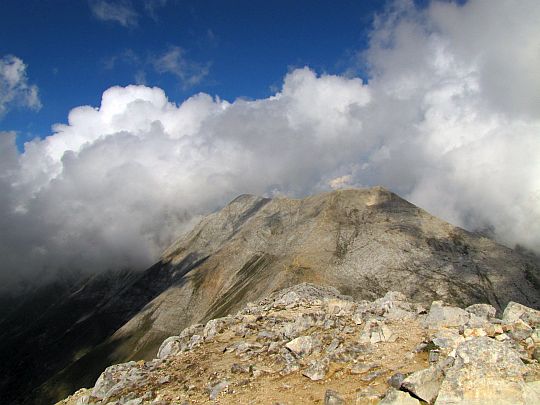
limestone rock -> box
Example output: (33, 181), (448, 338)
(503, 302), (540, 327)
(324, 389), (345, 405)
(208, 380), (229, 400)
(423, 301), (469, 329)
(388, 372), (405, 389)
(303, 359), (329, 381)
(379, 388), (420, 404)
(401, 358), (453, 404)
(507, 319), (534, 341)
(435, 337), (530, 405)
(432, 329), (464, 350)
(465, 303), (497, 320)
(285, 335), (314, 357)
(203, 317), (232, 339)
(91, 361), (147, 400)
(355, 389), (381, 405)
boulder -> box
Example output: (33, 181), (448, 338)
(208, 380), (229, 400)
(286, 336), (314, 357)
(303, 359), (329, 381)
(432, 329), (464, 350)
(91, 361), (147, 400)
(324, 389), (345, 405)
(435, 337), (531, 404)
(503, 302), (540, 327)
(379, 388), (420, 404)
(465, 303), (497, 319)
(203, 317), (232, 339)
(423, 301), (469, 329)
(507, 319), (534, 341)
(156, 336), (183, 359)
(388, 372), (405, 389)
(355, 389), (381, 405)
(401, 357), (453, 404)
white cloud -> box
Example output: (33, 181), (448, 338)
(153, 46), (211, 88)
(0, 55), (41, 118)
(2, 0), (540, 288)
(89, 0), (138, 27)
(144, 0), (169, 20)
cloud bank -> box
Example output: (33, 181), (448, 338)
(1, 0), (539, 287)
(0, 55), (41, 118)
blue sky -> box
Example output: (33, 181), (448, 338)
(0, 0), (393, 148)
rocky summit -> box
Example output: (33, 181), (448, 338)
(59, 283), (540, 404)
(2, 187), (539, 403)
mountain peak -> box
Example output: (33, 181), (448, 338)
(4, 188), (539, 404)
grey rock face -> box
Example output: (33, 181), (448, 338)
(435, 337), (529, 405)
(302, 358), (329, 381)
(92, 361), (147, 400)
(503, 302), (540, 327)
(401, 358), (453, 404)
(355, 389), (381, 404)
(431, 329), (464, 350)
(324, 389), (345, 405)
(388, 372), (406, 389)
(465, 303), (497, 319)
(285, 335), (314, 357)
(208, 380), (229, 400)
(380, 388), (420, 404)
(423, 301), (470, 329)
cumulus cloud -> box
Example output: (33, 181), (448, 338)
(153, 46), (211, 88)
(0, 55), (41, 118)
(2, 0), (540, 289)
(89, 0), (138, 27)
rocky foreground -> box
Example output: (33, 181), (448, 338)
(59, 283), (540, 405)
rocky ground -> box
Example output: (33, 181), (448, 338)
(58, 283), (540, 405)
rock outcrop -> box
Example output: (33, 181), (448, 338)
(59, 283), (540, 404)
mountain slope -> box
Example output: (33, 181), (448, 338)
(12, 187), (540, 403)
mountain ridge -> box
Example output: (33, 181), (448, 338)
(1, 187), (538, 404)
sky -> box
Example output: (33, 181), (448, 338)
(0, 0), (539, 289)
